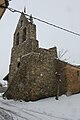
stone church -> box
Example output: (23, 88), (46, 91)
(3, 13), (80, 101)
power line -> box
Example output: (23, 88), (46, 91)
(33, 16), (80, 37)
(0, 5), (80, 37)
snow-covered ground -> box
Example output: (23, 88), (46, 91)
(0, 93), (80, 120)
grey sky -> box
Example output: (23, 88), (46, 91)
(0, 0), (80, 81)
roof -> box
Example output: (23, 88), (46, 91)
(3, 73), (9, 81)
(55, 58), (80, 70)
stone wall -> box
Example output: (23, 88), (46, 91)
(9, 39), (38, 84)
(4, 47), (57, 101)
(55, 59), (67, 96)
(66, 64), (80, 95)
(55, 59), (80, 96)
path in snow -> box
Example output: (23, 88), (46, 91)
(0, 107), (13, 120)
(0, 98), (73, 120)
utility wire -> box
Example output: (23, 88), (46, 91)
(33, 16), (80, 37)
(0, 5), (80, 37)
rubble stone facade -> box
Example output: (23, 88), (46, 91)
(3, 13), (80, 101)
(55, 59), (80, 96)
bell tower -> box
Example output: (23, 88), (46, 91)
(13, 13), (37, 46)
(9, 13), (39, 84)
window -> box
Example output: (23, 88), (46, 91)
(16, 57), (21, 69)
(17, 62), (20, 68)
(21, 20), (23, 27)
(16, 32), (19, 45)
(77, 71), (79, 77)
(22, 27), (26, 42)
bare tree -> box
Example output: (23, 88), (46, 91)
(58, 49), (70, 61)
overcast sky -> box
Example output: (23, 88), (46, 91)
(0, 0), (80, 81)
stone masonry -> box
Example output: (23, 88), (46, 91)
(3, 13), (80, 101)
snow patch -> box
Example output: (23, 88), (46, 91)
(0, 94), (80, 119)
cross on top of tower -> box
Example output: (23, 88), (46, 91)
(24, 6), (26, 13)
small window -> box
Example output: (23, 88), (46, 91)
(17, 62), (20, 68)
(22, 27), (26, 42)
(21, 20), (23, 27)
(16, 32), (19, 45)
(77, 71), (79, 77)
